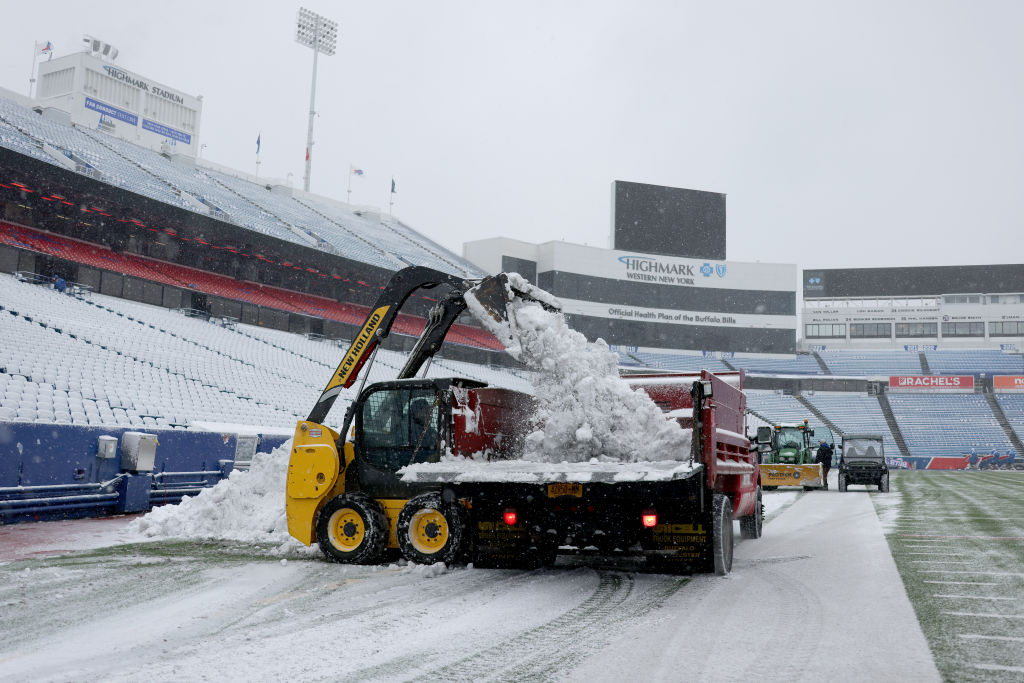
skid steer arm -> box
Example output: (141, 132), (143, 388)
(307, 266), (469, 424)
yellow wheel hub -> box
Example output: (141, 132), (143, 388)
(327, 508), (365, 552)
(408, 508), (449, 555)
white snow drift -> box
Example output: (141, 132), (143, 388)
(467, 276), (691, 463)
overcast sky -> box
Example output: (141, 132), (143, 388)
(2, 1), (1022, 270)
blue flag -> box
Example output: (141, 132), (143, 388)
(256, 133), (261, 155)
(391, 178), (396, 194)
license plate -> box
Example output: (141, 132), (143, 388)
(547, 482), (583, 498)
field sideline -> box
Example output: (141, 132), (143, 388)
(881, 471), (1024, 681)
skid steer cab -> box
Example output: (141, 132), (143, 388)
(287, 377), (534, 564)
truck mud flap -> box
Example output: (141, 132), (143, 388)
(645, 522), (711, 574)
(759, 463), (823, 488)
(471, 519), (554, 569)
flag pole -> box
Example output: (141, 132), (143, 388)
(29, 44), (39, 98)
(347, 164), (353, 204)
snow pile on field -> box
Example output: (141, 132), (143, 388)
(466, 274), (691, 463)
(124, 441), (314, 556)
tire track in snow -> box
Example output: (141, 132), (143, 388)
(409, 571), (688, 683)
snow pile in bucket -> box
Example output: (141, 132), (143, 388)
(124, 441), (314, 556)
(465, 274), (691, 463)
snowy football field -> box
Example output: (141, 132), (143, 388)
(2, 472), (1022, 681)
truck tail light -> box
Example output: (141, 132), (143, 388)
(503, 508), (518, 526)
(641, 509), (658, 528)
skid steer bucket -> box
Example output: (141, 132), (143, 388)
(464, 273), (560, 355)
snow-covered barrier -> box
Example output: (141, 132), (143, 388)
(0, 422), (287, 524)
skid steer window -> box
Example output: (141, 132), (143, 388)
(360, 388), (441, 471)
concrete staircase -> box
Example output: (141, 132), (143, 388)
(876, 391), (911, 459)
(984, 392), (1024, 456)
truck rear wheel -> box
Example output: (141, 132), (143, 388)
(397, 491), (466, 565)
(739, 488), (763, 540)
(712, 493), (734, 575)
(316, 493), (387, 564)
(879, 473), (890, 493)
(838, 473), (848, 492)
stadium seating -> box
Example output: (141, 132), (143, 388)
(801, 391), (900, 459)
(1, 95), (485, 281)
(732, 354), (822, 375)
(0, 221), (504, 351)
(745, 390), (814, 426)
(924, 350), (1024, 375)
(994, 394), (1024, 435)
(0, 273), (531, 430)
(818, 350), (924, 376)
(886, 393), (1009, 459)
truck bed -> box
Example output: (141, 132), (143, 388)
(399, 458), (703, 484)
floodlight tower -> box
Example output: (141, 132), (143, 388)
(296, 7), (338, 193)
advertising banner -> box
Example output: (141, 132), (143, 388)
(993, 375), (1024, 392)
(142, 119), (191, 144)
(558, 297), (797, 329)
(888, 375), (974, 391)
(84, 97), (137, 126)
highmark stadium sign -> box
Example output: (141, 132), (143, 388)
(103, 65), (186, 104)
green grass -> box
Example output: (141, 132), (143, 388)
(880, 471), (1024, 682)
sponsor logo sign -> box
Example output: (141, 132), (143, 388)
(804, 272), (825, 293)
(1001, 343), (1017, 351)
(903, 344), (937, 352)
(889, 375), (974, 391)
(994, 375), (1024, 392)
(142, 118), (191, 144)
(84, 97), (137, 126)
(617, 255), (727, 285)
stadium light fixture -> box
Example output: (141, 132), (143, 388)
(295, 7), (338, 193)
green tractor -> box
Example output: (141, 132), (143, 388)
(755, 419), (833, 490)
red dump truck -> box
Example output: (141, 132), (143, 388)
(286, 266), (762, 575)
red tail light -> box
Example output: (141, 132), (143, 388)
(503, 508), (518, 526)
(641, 509), (658, 528)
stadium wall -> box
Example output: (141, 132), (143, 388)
(0, 423), (288, 523)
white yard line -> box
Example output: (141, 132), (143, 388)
(906, 552), (966, 556)
(923, 580), (1000, 586)
(960, 634), (1024, 643)
(920, 570), (1024, 577)
(909, 560), (972, 564)
(932, 595), (1016, 600)
(971, 664), (1024, 674)
(943, 611), (1024, 619)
